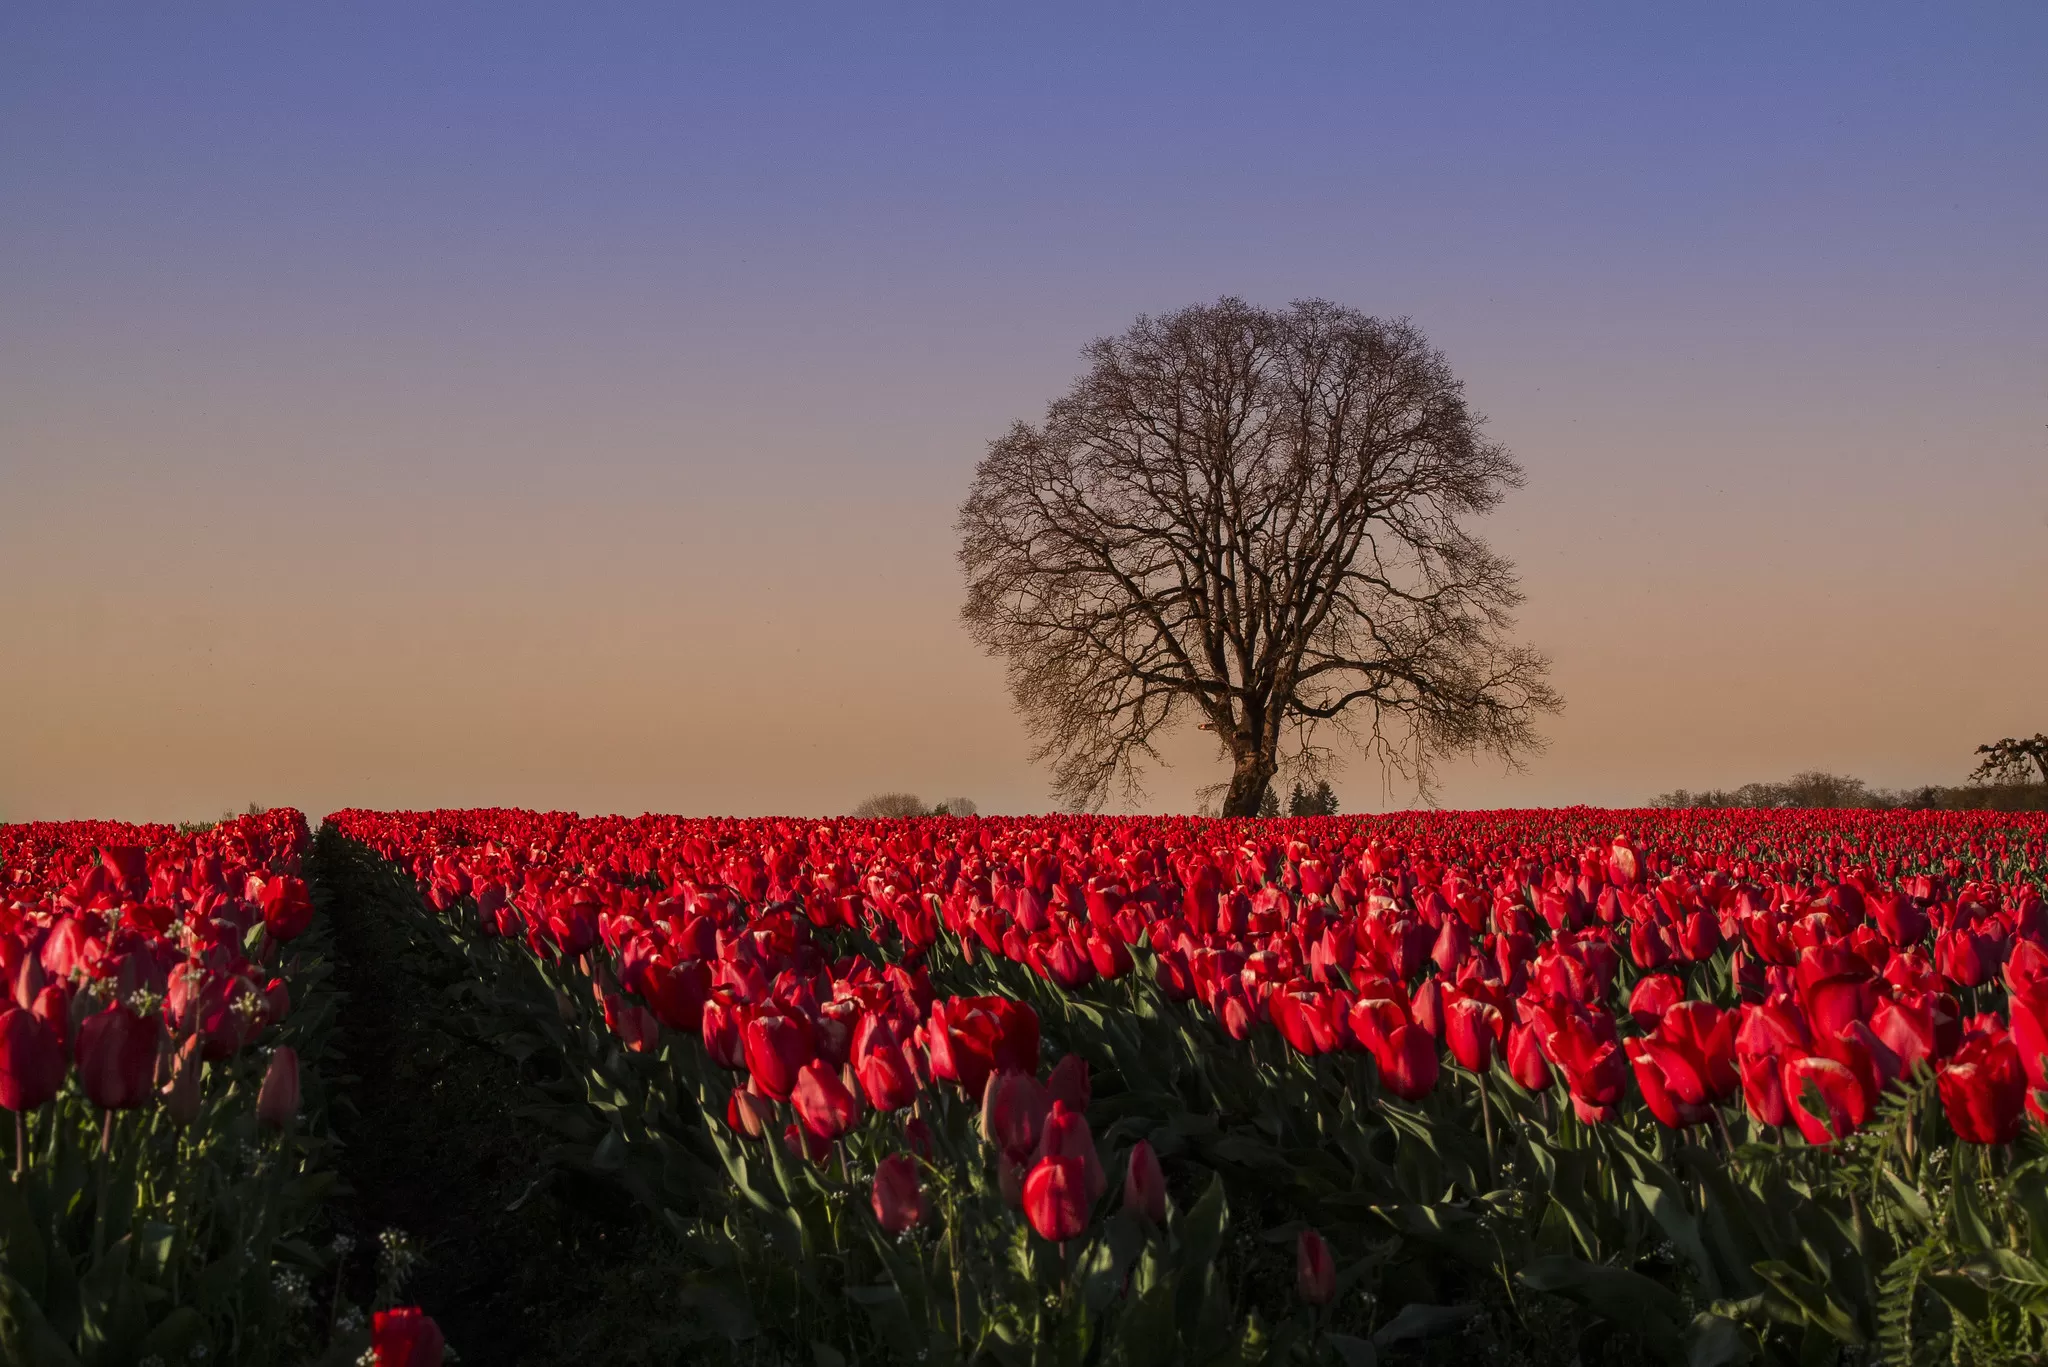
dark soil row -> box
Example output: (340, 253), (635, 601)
(310, 828), (691, 1366)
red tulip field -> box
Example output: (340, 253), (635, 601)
(8, 807), (2048, 1365)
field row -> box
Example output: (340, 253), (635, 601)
(325, 807), (2048, 1366)
(0, 812), (441, 1366)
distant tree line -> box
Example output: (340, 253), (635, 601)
(849, 793), (979, 818)
(1650, 739), (2048, 812)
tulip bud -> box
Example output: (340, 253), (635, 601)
(12, 956), (43, 1012)
(791, 1060), (859, 1143)
(1123, 1140), (1167, 1224)
(1506, 1021), (1552, 1092)
(264, 977), (291, 1025)
(257, 1046), (300, 1129)
(1296, 1227), (1336, 1305)
(77, 1003), (156, 1111)
(726, 1082), (772, 1138)
(871, 1153), (927, 1233)
(1045, 1052), (1091, 1114)
(0, 1007), (67, 1112)
(980, 1070), (1049, 1162)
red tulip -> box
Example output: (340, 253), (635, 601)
(0, 1007), (66, 1112)
(1154, 949), (1197, 1001)
(1431, 916), (1472, 975)
(1273, 986), (1337, 1055)
(1409, 978), (1445, 1039)
(257, 1046), (299, 1129)
(1655, 1001), (1739, 1099)
(1936, 925), (2003, 990)
(99, 845), (149, 898)
(1087, 932), (1133, 980)
(1627, 1037), (1711, 1128)
(1346, 994), (1407, 1055)
(11, 954), (44, 1014)
(1736, 998), (1811, 1058)
(1626, 974), (1685, 1032)
(1123, 1140), (1167, 1224)
(2009, 983), (2048, 1092)
(1871, 891), (1928, 947)
(1296, 1228), (1336, 1305)
(258, 875), (315, 942)
(702, 997), (744, 1068)
(1373, 1024), (1439, 1101)
(370, 1306), (446, 1367)
(1548, 1014), (1627, 1124)
(1678, 910), (1722, 962)
(192, 974), (264, 1061)
(726, 1084), (772, 1138)
(643, 958), (713, 1032)
(927, 996), (1038, 1099)
(1739, 1052), (1789, 1128)
(741, 1009), (814, 1101)
(602, 994), (659, 1054)
(872, 1153), (928, 1233)
(1443, 992), (1503, 1072)
(1218, 991), (1254, 1041)
(1033, 935), (1097, 991)
(792, 1060), (860, 1142)
(1505, 1021), (1552, 1091)
(981, 1070), (1050, 1162)
(1782, 1054), (1869, 1144)
(1022, 1154), (1090, 1241)
(1802, 974), (1873, 1042)
(1870, 992), (1938, 1075)
(76, 1003), (156, 1110)
(1938, 1034), (2025, 1145)
(1032, 1100), (1106, 1201)
(854, 1041), (919, 1112)
(2006, 939), (2048, 996)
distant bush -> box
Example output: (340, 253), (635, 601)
(849, 792), (930, 818)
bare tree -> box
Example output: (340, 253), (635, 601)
(1972, 735), (2048, 786)
(959, 297), (1559, 817)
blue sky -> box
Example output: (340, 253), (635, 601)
(3, 5), (2044, 819)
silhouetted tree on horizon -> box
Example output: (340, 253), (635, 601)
(958, 298), (1559, 817)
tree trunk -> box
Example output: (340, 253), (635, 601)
(1220, 750), (1278, 818)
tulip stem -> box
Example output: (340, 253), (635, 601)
(948, 1191), (964, 1354)
(12, 1111), (22, 1178)
(93, 1111), (115, 1263)
(1478, 1078), (1497, 1181)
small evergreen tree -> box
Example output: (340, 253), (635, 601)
(1287, 780), (1339, 817)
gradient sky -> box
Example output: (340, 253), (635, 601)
(3, 4), (2044, 822)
